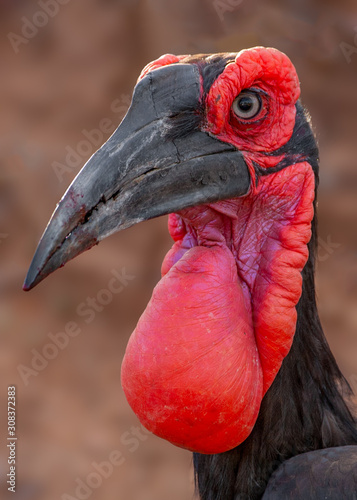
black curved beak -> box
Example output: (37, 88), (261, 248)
(24, 63), (251, 291)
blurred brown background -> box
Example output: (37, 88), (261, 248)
(0, 0), (356, 499)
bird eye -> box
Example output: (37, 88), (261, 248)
(232, 90), (262, 120)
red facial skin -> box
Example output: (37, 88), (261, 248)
(138, 53), (188, 81)
(121, 48), (315, 454)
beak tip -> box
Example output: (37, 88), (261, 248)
(23, 257), (45, 291)
(23, 269), (38, 292)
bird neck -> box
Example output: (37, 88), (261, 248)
(193, 215), (357, 500)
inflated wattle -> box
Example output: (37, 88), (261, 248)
(122, 245), (262, 453)
(121, 162), (315, 453)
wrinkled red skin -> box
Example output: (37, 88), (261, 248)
(121, 48), (315, 454)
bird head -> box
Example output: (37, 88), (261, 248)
(24, 47), (319, 454)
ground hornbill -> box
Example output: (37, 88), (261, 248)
(24, 47), (357, 499)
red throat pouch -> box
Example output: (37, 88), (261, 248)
(121, 162), (315, 454)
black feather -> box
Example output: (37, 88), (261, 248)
(180, 53), (236, 94)
(262, 446), (357, 499)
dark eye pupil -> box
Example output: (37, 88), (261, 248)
(238, 97), (253, 111)
(232, 90), (262, 120)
